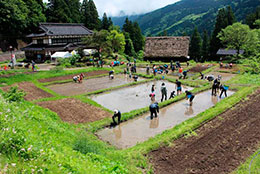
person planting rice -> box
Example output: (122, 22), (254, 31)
(161, 83), (167, 102)
(151, 84), (155, 93)
(109, 70), (114, 79)
(212, 78), (220, 96)
(185, 90), (195, 106)
(149, 92), (156, 101)
(219, 84), (229, 98)
(149, 102), (159, 119)
(112, 109), (121, 125)
(182, 70), (188, 79)
(200, 72), (204, 79)
(176, 79), (182, 95)
(78, 73), (84, 83)
(73, 75), (78, 83)
(169, 91), (176, 99)
(133, 75), (138, 82)
(146, 64), (150, 75)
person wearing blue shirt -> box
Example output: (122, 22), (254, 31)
(149, 102), (159, 119)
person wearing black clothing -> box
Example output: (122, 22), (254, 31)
(161, 83), (167, 102)
(212, 78), (220, 96)
(169, 91), (176, 99)
(219, 85), (228, 98)
(200, 72), (204, 79)
(149, 102), (159, 119)
(183, 70), (188, 79)
(133, 75), (138, 82)
(146, 65), (150, 75)
(176, 80), (182, 95)
(185, 91), (195, 106)
(112, 110), (121, 125)
(151, 84), (155, 93)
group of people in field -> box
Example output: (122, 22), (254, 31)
(111, 70), (229, 126)
(146, 61), (190, 79)
(73, 73), (85, 83)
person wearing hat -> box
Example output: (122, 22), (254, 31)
(161, 83), (167, 102)
(149, 102), (159, 119)
(112, 109), (121, 125)
(176, 79), (182, 95)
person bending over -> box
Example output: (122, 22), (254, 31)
(149, 102), (159, 119)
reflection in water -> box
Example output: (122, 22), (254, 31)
(211, 95), (218, 105)
(185, 105), (194, 116)
(113, 125), (122, 140)
(150, 117), (159, 129)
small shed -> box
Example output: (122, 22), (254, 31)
(217, 48), (244, 56)
(51, 51), (73, 60)
(144, 36), (190, 61)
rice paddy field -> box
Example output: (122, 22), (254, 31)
(0, 63), (259, 174)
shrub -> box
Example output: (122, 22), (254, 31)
(73, 137), (102, 155)
(3, 86), (25, 103)
(50, 66), (64, 73)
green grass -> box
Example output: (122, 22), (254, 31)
(234, 147), (260, 174)
(0, 67), (112, 86)
(1, 64), (259, 174)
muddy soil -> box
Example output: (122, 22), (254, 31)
(37, 98), (111, 124)
(91, 80), (193, 113)
(215, 64), (240, 73)
(1, 82), (53, 101)
(38, 70), (109, 83)
(149, 89), (260, 174)
(205, 72), (236, 81)
(48, 75), (144, 96)
(189, 64), (213, 73)
(96, 90), (234, 149)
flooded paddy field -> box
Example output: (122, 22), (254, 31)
(90, 80), (193, 113)
(48, 74), (144, 96)
(97, 90), (235, 149)
(205, 72), (236, 81)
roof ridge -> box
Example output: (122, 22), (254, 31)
(39, 23), (85, 26)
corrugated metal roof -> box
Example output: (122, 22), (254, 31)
(217, 48), (244, 55)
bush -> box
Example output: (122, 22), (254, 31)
(73, 137), (102, 155)
(3, 86), (25, 103)
(50, 66), (64, 73)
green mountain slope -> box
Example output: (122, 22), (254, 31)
(136, 0), (260, 36)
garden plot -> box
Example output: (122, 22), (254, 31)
(205, 72), (236, 81)
(91, 80), (193, 113)
(149, 89), (260, 174)
(38, 70), (109, 83)
(1, 82), (53, 101)
(48, 74), (144, 96)
(97, 90), (235, 149)
(37, 98), (111, 124)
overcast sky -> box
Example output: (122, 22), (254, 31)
(43, 0), (180, 17)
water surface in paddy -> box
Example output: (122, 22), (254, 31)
(48, 75), (144, 96)
(91, 80), (193, 113)
(97, 90), (235, 149)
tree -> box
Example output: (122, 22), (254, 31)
(86, 0), (101, 30)
(108, 17), (113, 28)
(189, 27), (202, 62)
(46, 0), (72, 23)
(101, 13), (109, 30)
(218, 23), (258, 58)
(226, 6), (236, 25)
(210, 6), (236, 57)
(107, 30), (125, 53)
(124, 32), (135, 56)
(163, 30), (168, 36)
(132, 22), (145, 52)
(201, 30), (210, 61)
(67, 0), (81, 23)
(83, 30), (112, 56)
(23, 0), (46, 33)
(246, 6), (260, 29)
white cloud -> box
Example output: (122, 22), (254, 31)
(95, 0), (180, 16)
(43, 0), (180, 17)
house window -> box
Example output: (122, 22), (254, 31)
(37, 39), (43, 44)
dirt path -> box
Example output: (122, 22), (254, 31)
(1, 82), (53, 101)
(37, 98), (111, 124)
(38, 70), (109, 83)
(149, 89), (260, 174)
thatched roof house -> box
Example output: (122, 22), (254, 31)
(144, 36), (190, 61)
